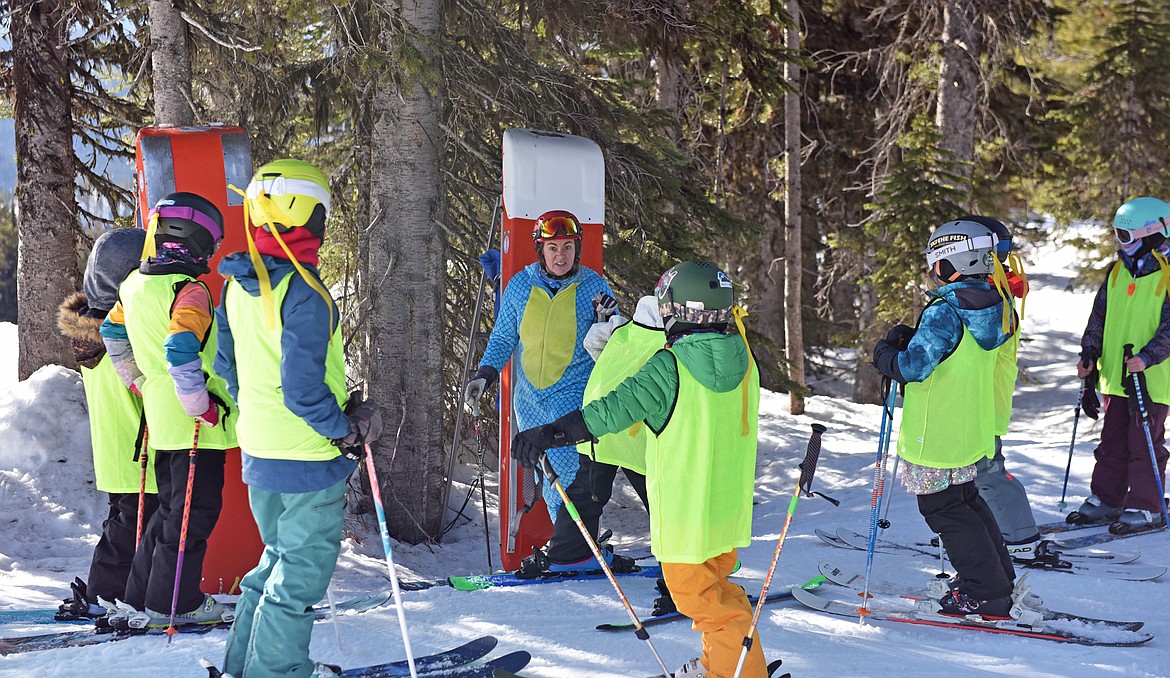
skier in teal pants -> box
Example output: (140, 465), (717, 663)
(215, 160), (382, 678)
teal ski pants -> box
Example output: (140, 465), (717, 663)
(222, 478), (347, 678)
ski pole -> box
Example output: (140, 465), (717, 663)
(364, 445), (418, 678)
(473, 412), (493, 571)
(537, 454), (671, 678)
(1123, 345), (1170, 536)
(878, 455), (900, 534)
(165, 420), (200, 642)
(136, 425), (150, 549)
(326, 584), (345, 653)
(1057, 380), (1086, 510)
(733, 423), (834, 678)
(861, 379), (897, 612)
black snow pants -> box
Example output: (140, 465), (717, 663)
(917, 480), (1015, 600)
(547, 452), (649, 564)
(87, 491), (159, 604)
(123, 448), (225, 614)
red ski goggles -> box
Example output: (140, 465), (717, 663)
(533, 214), (582, 242)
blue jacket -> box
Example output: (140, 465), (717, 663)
(215, 253), (355, 493)
(898, 280), (1013, 383)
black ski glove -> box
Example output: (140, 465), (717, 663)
(511, 410), (596, 469)
(333, 392), (383, 460)
(885, 324), (915, 350)
(1081, 368), (1101, 420)
(871, 339), (907, 385)
(592, 292), (619, 323)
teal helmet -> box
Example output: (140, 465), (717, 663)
(654, 261), (734, 333)
(1113, 197), (1170, 250)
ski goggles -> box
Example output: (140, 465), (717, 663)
(534, 214), (582, 241)
(147, 205), (224, 243)
(1114, 221), (1164, 245)
(924, 233), (997, 269)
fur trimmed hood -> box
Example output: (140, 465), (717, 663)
(58, 291), (105, 344)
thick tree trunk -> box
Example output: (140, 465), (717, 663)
(150, 0), (194, 126)
(783, 0), (805, 415)
(11, 0), (81, 379)
(363, 0), (447, 544)
(935, 0), (981, 202)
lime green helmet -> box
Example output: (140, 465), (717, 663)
(245, 159), (331, 236)
(654, 261), (734, 333)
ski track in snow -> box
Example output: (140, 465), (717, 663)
(1, 233), (1168, 677)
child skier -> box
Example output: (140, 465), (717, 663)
(511, 261), (764, 678)
(1070, 196), (1170, 533)
(871, 219), (1017, 619)
(961, 215), (1048, 562)
(215, 159), (383, 678)
(100, 192), (237, 627)
(56, 227), (158, 619)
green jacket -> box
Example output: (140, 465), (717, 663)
(583, 332), (758, 563)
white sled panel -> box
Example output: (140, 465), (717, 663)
(502, 128), (605, 224)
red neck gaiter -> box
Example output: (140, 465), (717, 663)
(254, 227), (321, 267)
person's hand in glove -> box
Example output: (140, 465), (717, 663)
(885, 324), (915, 350)
(1077, 349), (1098, 380)
(333, 392), (384, 461)
(196, 402), (220, 427)
(463, 365), (499, 414)
(592, 292), (619, 323)
(511, 410), (596, 469)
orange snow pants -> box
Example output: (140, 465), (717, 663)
(661, 549), (766, 678)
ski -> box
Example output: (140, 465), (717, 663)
(1054, 524), (1168, 549)
(0, 590), (392, 628)
(790, 585), (1152, 646)
(492, 657), (787, 678)
(447, 564), (662, 591)
(818, 526), (1140, 562)
(201, 638), (526, 678)
(816, 560), (1145, 631)
(834, 528), (1153, 576)
(0, 592), (393, 655)
(595, 575), (826, 631)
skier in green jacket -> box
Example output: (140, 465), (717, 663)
(512, 261), (765, 678)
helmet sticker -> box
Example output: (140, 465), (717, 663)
(717, 271), (732, 288)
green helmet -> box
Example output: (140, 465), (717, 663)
(654, 261), (734, 333)
(1113, 197), (1170, 249)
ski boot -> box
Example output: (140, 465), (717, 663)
(129, 594), (232, 629)
(937, 589), (1013, 620)
(1109, 508), (1167, 535)
(1066, 495), (1122, 524)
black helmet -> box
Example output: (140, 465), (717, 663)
(147, 192), (224, 260)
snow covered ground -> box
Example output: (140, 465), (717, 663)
(1, 232), (1168, 677)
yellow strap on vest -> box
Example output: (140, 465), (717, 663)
(142, 211), (159, 259)
(1153, 251), (1170, 297)
(228, 184), (335, 339)
(989, 256), (1013, 334)
(1007, 253), (1028, 323)
(732, 305), (752, 436)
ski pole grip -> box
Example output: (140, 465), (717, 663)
(799, 424), (838, 505)
(1124, 343), (1135, 362)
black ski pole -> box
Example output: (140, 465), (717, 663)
(538, 454), (671, 678)
(473, 412), (493, 571)
(733, 423), (836, 678)
(1123, 344), (1170, 535)
(1057, 379), (1086, 510)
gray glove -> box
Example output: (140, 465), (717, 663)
(592, 293), (618, 323)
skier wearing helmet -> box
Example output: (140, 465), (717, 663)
(100, 192), (238, 628)
(463, 209), (639, 576)
(871, 219), (1018, 620)
(1072, 196), (1170, 534)
(509, 260), (764, 678)
(214, 159), (383, 678)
